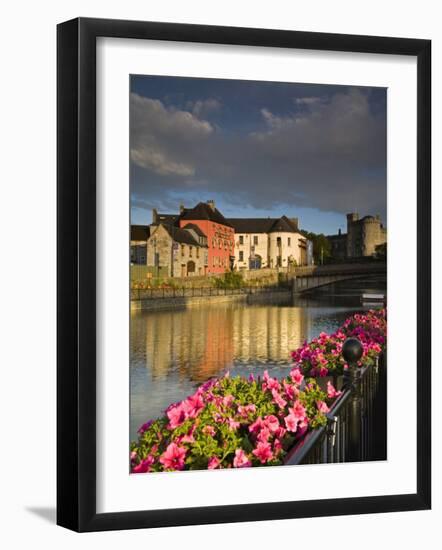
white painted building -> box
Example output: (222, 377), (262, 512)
(227, 216), (308, 270)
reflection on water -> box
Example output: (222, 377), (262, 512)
(130, 277), (386, 439)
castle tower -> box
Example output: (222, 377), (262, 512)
(346, 213), (359, 257)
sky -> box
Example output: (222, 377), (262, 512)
(130, 75), (387, 235)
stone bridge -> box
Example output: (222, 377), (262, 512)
(290, 262), (386, 294)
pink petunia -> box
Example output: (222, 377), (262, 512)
(249, 417), (265, 434)
(289, 368), (304, 386)
(166, 404), (186, 429)
(132, 455), (155, 473)
(233, 449), (251, 468)
(182, 393), (205, 418)
(252, 441), (273, 464)
(327, 381), (342, 399)
(223, 394), (234, 408)
(137, 420), (153, 435)
(228, 418), (240, 431)
(257, 427), (271, 443)
(290, 400), (307, 421)
(316, 400), (330, 414)
(203, 425), (216, 437)
(284, 413), (298, 433)
(208, 456), (221, 469)
(271, 388), (287, 409)
(264, 414), (280, 434)
(159, 442), (187, 471)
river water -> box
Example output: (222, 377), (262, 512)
(130, 276), (386, 439)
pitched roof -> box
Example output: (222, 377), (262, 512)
(181, 223), (207, 238)
(180, 202), (233, 227)
(152, 224), (205, 247)
(268, 216), (299, 233)
(156, 213), (179, 225)
(226, 216), (299, 234)
(131, 225), (150, 241)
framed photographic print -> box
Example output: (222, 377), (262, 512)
(57, 18), (431, 532)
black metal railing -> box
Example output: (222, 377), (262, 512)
(285, 346), (386, 465)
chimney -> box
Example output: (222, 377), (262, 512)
(152, 208), (158, 224)
(179, 203), (185, 214)
(290, 217), (299, 230)
(338, 228), (341, 235)
(207, 200), (215, 211)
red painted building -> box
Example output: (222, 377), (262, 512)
(179, 201), (235, 274)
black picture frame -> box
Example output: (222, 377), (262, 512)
(57, 17), (431, 532)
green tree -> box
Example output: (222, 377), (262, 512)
(300, 231), (332, 264)
(375, 242), (387, 260)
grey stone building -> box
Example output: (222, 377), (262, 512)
(146, 223), (208, 277)
(327, 213), (387, 260)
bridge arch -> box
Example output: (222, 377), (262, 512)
(291, 263), (386, 295)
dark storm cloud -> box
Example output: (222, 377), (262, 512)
(130, 83), (386, 220)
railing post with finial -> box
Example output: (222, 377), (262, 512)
(342, 337), (364, 462)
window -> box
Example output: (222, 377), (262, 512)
(196, 247), (199, 259)
(254, 235), (258, 245)
(239, 235), (244, 245)
(181, 244), (185, 257)
(239, 251), (244, 262)
(189, 246), (193, 257)
(288, 237), (291, 246)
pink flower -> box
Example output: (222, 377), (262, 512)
(159, 442), (187, 471)
(249, 417), (265, 434)
(273, 438), (283, 455)
(290, 400), (306, 421)
(284, 413), (298, 433)
(271, 388), (287, 409)
(263, 370), (281, 391)
(223, 394), (234, 408)
(203, 425), (216, 437)
(252, 441), (273, 464)
(208, 456), (221, 469)
(283, 380), (298, 400)
(132, 455), (155, 473)
(290, 368), (304, 386)
(316, 400), (330, 414)
(166, 404), (186, 429)
(238, 403), (257, 417)
(233, 449), (251, 468)
(327, 381), (342, 399)
(182, 393), (204, 418)
(264, 414), (280, 434)
(275, 426), (287, 439)
(318, 366), (329, 377)
(257, 427), (271, 443)
(137, 420), (153, 435)
(228, 418), (240, 431)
